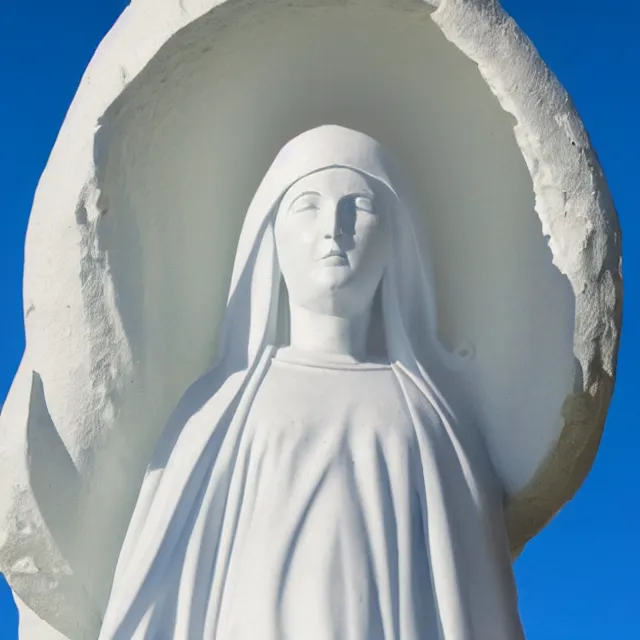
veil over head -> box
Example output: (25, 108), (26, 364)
(219, 124), (467, 374)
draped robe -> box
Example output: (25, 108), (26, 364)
(98, 126), (525, 640)
(99, 348), (524, 640)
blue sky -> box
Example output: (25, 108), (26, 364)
(0, 1), (638, 638)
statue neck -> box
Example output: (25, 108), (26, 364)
(288, 303), (371, 361)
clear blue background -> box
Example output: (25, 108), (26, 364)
(0, 1), (637, 638)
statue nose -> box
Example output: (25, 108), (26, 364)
(323, 207), (343, 240)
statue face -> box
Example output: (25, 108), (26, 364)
(274, 167), (389, 317)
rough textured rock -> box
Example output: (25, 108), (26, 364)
(0, 1), (621, 637)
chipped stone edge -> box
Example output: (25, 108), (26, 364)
(3, 0), (622, 635)
(428, 0), (621, 555)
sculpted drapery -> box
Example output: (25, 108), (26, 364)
(98, 126), (524, 639)
(0, 2), (621, 639)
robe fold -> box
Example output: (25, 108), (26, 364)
(99, 349), (524, 640)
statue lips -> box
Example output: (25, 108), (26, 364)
(320, 248), (349, 266)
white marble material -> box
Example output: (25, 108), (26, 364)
(97, 126), (523, 639)
(14, 596), (68, 640)
(0, 1), (621, 638)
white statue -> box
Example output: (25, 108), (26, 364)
(98, 125), (523, 639)
(0, 1), (621, 639)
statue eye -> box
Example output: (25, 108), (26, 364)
(290, 193), (320, 214)
(354, 196), (374, 213)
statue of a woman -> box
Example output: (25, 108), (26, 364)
(0, 2), (621, 638)
(98, 125), (523, 639)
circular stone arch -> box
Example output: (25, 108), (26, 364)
(0, 1), (621, 637)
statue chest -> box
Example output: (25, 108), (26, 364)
(215, 358), (437, 639)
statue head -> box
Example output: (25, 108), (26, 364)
(217, 124), (466, 374)
(274, 167), (390, 319)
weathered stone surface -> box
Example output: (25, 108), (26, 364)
(0, 1), (621, 637)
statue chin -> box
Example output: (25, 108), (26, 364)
(0, 1), (621, 639)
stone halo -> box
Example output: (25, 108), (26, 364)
(1, 1), (621, 636)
